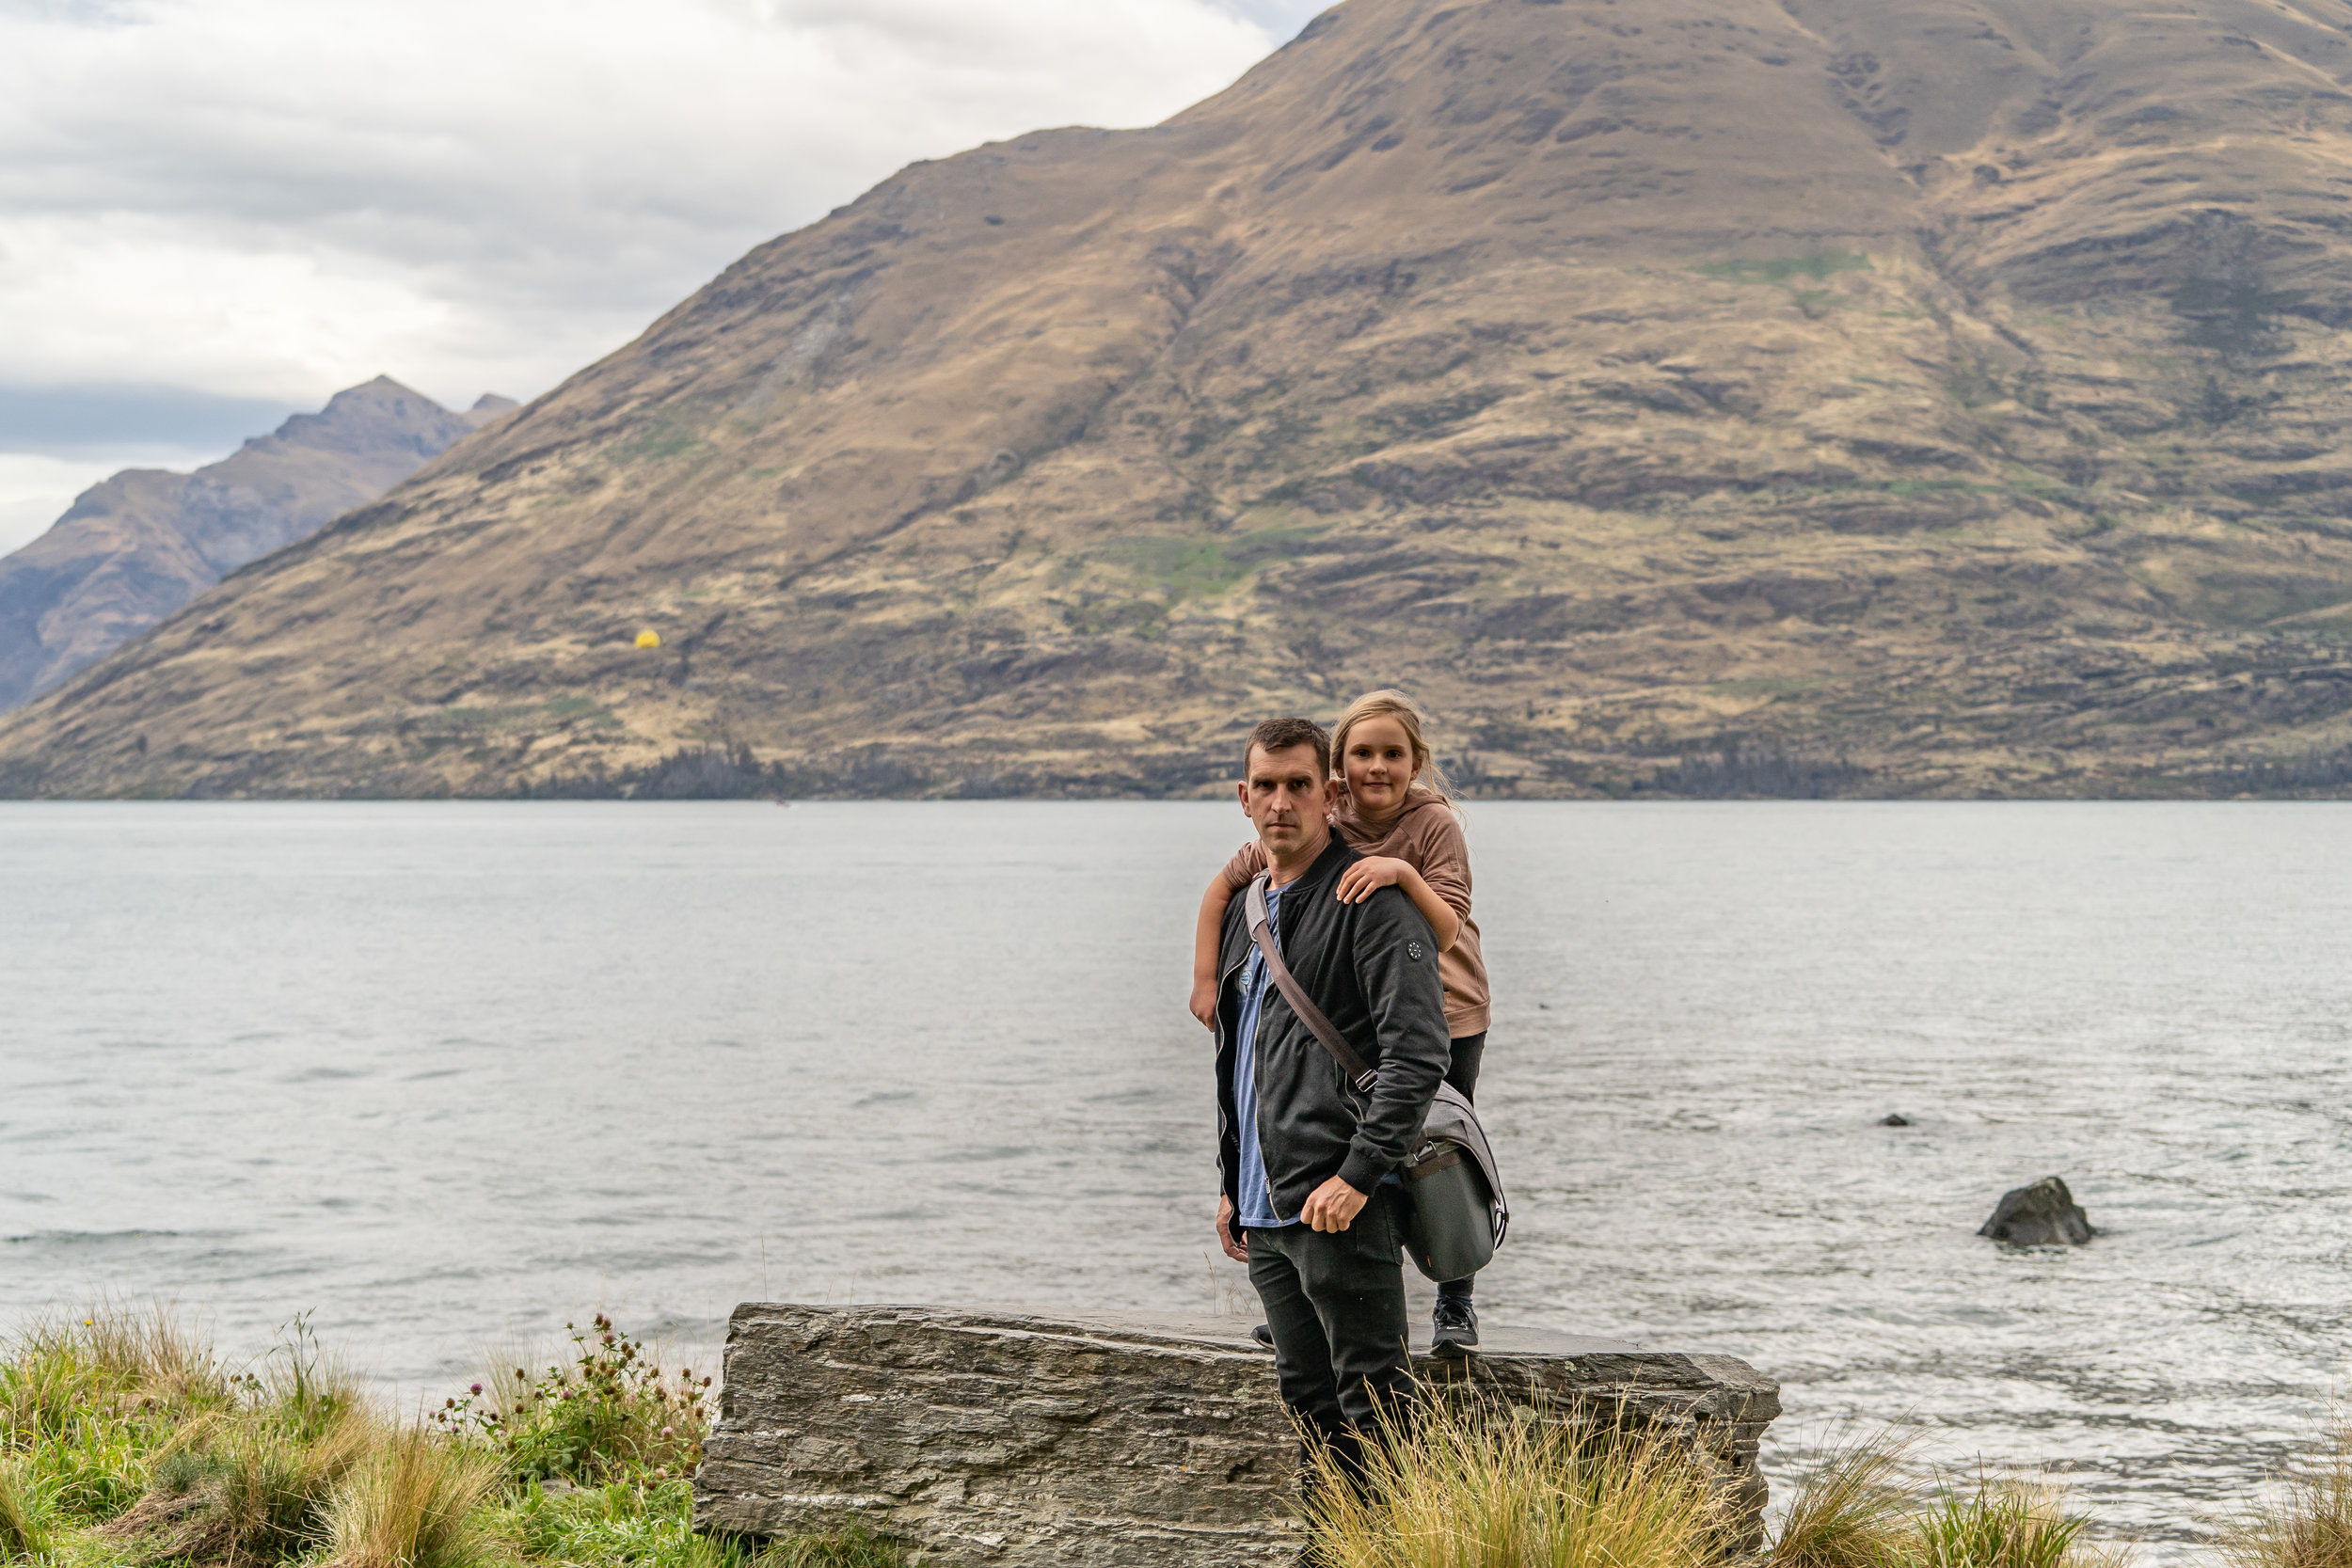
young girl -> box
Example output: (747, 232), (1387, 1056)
(1189, 689), (1492, 1354)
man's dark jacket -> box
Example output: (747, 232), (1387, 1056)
(1216, 836), (1453, 1240)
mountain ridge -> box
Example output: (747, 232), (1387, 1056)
(0, 378), (514, 713)
(9, 0), (2352, 797)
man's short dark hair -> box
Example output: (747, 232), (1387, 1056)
(1244, 717), (1332, 781)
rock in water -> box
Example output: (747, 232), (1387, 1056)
(1880, 1114), (1912, 1127)
(695, 1304), (1783, 1567)
(1979, 1176), (2093, 1246)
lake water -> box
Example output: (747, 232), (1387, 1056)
(8, 800), (2352, 1554)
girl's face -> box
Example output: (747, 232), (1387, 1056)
(1343, 715), (1420, 818)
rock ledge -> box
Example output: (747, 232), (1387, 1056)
(694, 1304), (1781, 1567)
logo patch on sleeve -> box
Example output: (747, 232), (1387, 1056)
(1407, 941), (1426, 961)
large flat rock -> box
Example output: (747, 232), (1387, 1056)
(694, 1304), (1781, 1567)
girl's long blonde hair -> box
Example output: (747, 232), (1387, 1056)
(1331, 689), (1458, 808)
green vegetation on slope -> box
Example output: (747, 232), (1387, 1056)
(0, 1309), (902, 1568)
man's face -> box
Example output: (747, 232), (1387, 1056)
(1238, 742), (1338, 857)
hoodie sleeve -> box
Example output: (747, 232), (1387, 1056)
(1405, 806), (1472, 920)
(1336, 885), (1452, 1195)
(1218, 839), (1269, 895)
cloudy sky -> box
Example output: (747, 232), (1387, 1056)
(0, 0), (1327, 551)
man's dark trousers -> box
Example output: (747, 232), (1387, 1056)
(1246, 1187), (1413, 1475)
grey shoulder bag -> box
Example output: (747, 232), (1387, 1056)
(1245, 876), (1509, 1282)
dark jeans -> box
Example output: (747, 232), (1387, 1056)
(1439, 1031), (1486, 1303)
(1247, 1186), (1415, 1481)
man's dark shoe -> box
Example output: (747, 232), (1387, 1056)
(1432, 1296), (1479, 1356)
(1251, 1323), (1275, 1350)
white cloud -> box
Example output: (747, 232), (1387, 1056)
(0, 0), (1323, 413)
(0, 0), (1329, 543)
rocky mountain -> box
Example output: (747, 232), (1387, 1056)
(0, 379), (515, 712)
(9, 0), (2352, 798)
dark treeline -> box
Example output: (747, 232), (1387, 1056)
(1650, 744), (1867, 800)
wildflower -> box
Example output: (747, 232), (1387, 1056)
(661, 1426), (675, 1439)
(470, 1383), (484, 1395)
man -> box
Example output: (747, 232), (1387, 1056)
(1212, 716), (1452, 1481)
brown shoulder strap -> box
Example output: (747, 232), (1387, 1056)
(1245, 876), (1377, 1095)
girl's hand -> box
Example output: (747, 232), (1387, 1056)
(1336, 856), (1412, 904)
(1189, 976), (1218, 1030)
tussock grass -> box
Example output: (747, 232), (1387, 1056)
(1772, 1431), (2115, 1568)
(1311, 1410), (2122, 1568)
(98, 1310), (373, 1568)
(2, 1309), (232, 1528)
(1, 1308), (225, 1448)
(103, 1406), (376, 1565)
(2223, 1420), (2352, 1568)
(1304, 1397), (1735, 1568)
(324, 1426), (500, 1568)
(1, 1457), (51, 1563)
(1772, 1431), (1919, 1568)
(1915, 1477), (2106, 1568)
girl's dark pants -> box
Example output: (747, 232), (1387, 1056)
(1438, 1030), (1486, 1303)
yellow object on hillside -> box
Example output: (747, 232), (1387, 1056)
(635, 630), (660, 649)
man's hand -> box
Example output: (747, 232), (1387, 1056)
(1300, 1176), (1368, 1233)
(1216, 1196), (1249, 1261)
(1189, 975), (1218, 1030)
(1335, 856), (1411, 905)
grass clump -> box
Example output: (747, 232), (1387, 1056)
(1772, 1431), (1918, 1568)
(1304, 1398), (1735, 1567)
(1313, 1411), (2121, 1568)
(324, 1427), (500, 1568)
(103, 1406), (374, 1565)
(1771, 1432), (2115, 1568)
(1, 1309), (234, 1526)
(1, 1458), (51, 1563)
(1914, 1478), (2103, 1568)
(2, 1308), (227, 1449)
(98, 1310), (371, 1565)
(2223, 1420), (2352, 1568)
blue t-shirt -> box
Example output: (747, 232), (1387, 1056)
(1232, 880), (1294, 1229)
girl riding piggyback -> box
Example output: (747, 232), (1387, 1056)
(1188, 689), (1493, 1354)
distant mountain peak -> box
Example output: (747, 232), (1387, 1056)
(0, 377), (493, 713)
